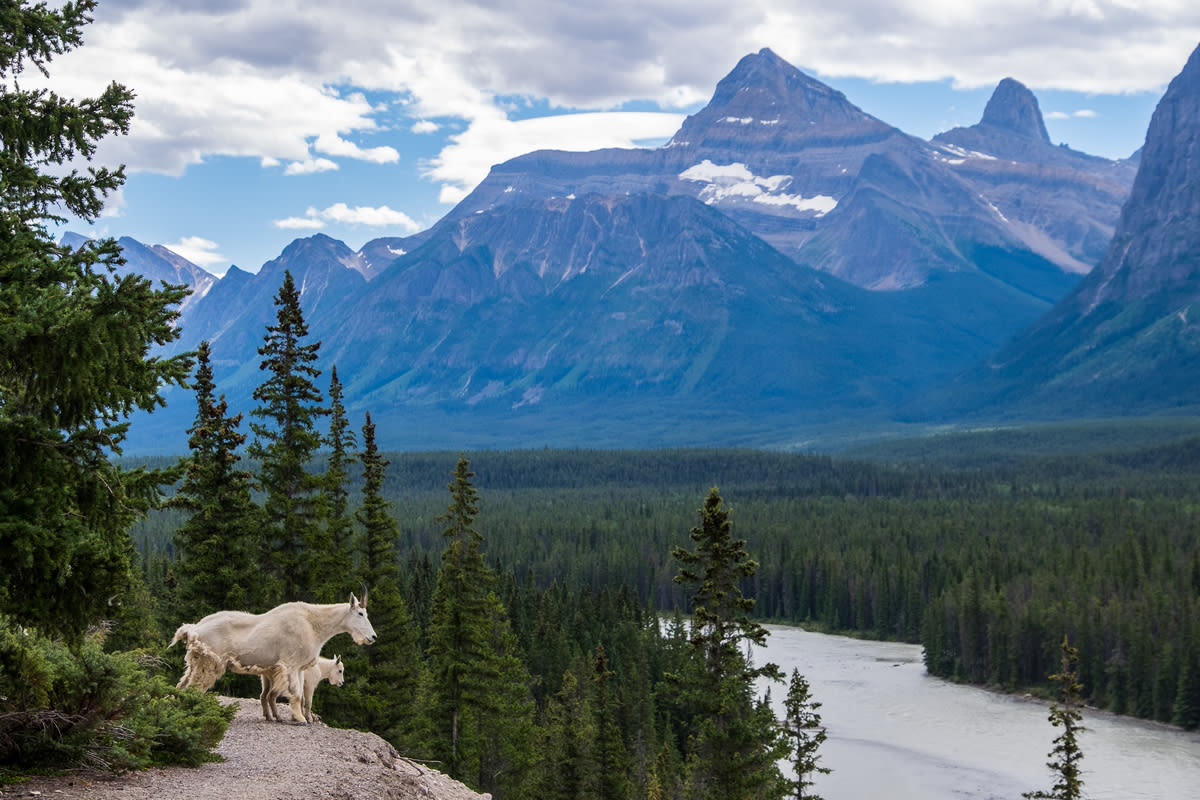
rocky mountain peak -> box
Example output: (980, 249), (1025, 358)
(1077, 41), (1200, 307)
(671, 47), (877, 146)
(978, 77), (1050, 143)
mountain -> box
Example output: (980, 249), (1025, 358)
(925, 43), (1200, 419)
(59, 233), (217, 318)
(114, 49), (1155, 452)
(931, 78), (1137, 273)
(448, 49), (1129, 297)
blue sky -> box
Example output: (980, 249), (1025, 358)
(42, 0), (1200, 276)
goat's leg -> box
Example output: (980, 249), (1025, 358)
(259, 675), (280, 721)
(283, 669), (307, 725)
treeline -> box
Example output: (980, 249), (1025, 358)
(131, 439), (1200, 733)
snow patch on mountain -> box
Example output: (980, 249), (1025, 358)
(679, 160), (837, 215)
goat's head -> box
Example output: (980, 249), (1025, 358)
(347, 593), (377, 645)
(330, 654), (345, 687)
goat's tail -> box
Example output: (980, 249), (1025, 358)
(169, 623), (194, 649)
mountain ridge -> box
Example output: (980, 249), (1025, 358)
(83, 46), (1193, 454)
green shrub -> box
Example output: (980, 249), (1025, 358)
(0, 615), (235, 776)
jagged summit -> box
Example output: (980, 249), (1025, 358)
(978, 78), (1051, 142)
(1075, 40), (1200, 308)
(930, 41), (1200, 418)
(673, 47), (877, 140)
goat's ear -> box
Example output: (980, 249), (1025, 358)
(349, 592), (360, 608)
(335, 654), (342, 664)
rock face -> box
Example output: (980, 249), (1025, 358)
(979, 78), (1052, 143)
(925, 43), (1200, 419)
(931, 78), (1138, 272)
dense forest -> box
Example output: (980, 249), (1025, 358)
(129, 435), (1200, 733)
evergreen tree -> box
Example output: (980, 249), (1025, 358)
(0, 0), (191, 638)
(423, 455), (535, 796)
(1024, 636), (1087, 800)
(248, 270), (327, 603)
(782, 668), (830, 800)
(593, 645), (633, 800)
(424, 455), (496, 777)
(672, 487), (787, 800)
(170, 341), (263, 617)
(534, 669), (600, 800)
(330, 411), (420, 743)
(315, 365), (354, 603)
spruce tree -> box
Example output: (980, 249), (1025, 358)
(782, 668), (830, 800)
(170, 341), (263, 617)
(672, 487), (787, 800)
(534, 668), (600, 800)
(314, 365), (354, 603)
(248, 270), (327, 603)
(1024, 636), (1087, 800)
(423, 455), (535, 795)
(328, 411), (420, 743)
(424, 455), (494, 776)
(0, 0), (192, 638)
(593, 644), (633, 800)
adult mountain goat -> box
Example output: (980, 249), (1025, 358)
(171, 593), (376, 725)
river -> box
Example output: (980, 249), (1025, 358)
(759, 624), (1200, 799)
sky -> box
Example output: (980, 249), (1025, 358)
(35, 0), (1200, 276)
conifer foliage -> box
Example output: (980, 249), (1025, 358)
(330, 411), (420, 743)
(0, 1), (235, 772)
(0, 0), (191, 637)
(170, 341), (263, 617)
(782, 668), (830, 800)
(248, 270), (328, 602)
(423, 455), (535, 795)
(1024, 637), (1087, 800)
(672, 487), (788, 800)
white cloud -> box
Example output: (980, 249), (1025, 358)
(427, 110), (686, 203)
(99, 187), (126, 219)
(161, 236), (228, 267)
(29, 1), (1200, 187)
(284, 157), (339, 175)
(411, 120), (440, 134)
(1046, 108), (1100, 120)
(274, 214), (328, 230)
(314, 133), (400, 164)
(273, 203), (421, 232)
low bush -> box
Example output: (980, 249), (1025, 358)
(0, 615), (235, 777)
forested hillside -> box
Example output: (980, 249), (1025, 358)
(132, 440), (1200, 732)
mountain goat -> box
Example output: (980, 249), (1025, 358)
(261, 654), (345, 724)
(171, 593), (375, 725)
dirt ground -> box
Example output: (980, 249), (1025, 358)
(2, 698), (489, 800)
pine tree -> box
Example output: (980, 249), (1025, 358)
(423, 455), (535, 795)
(170, 341), (264, 617)
(314, 365), (354, 603)
(0, 0), (192, 638)
(333, 411), (420, 743)
(782, 668), (830, 800)
(534, 669), (600, 800)
(1024, 636), (1087, 800)
(424, 455), (495, 778)
(247, 270), (327, 603)
(672, 487), (787, 800)
(593, 645), (633, 800)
